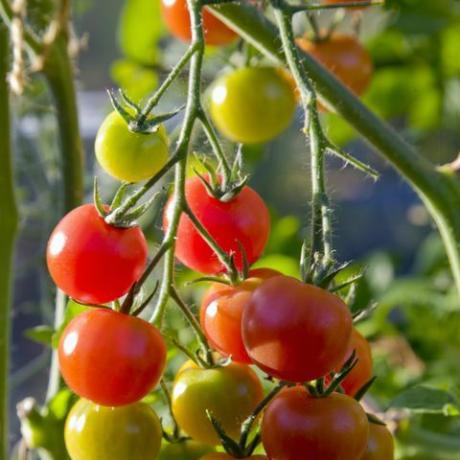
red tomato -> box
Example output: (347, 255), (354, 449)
(47, 204), (148, 304)
(362, 423), (395, 460)
(262, 387), (369, 460)
(58, 308), (166, 406)
(297, 34), (373, 98)
(201, 269), (281, 364)
(242, 276), (352, 382)
(160, 0), (237, 46)
(163, 176), (270, 274)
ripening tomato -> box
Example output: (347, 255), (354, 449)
(159, 441), (214, 460)
(47, 204), (148, 304)
(242, 276), (352, 382)
(160, 0), (237, 46)
(262, 387), (369, 460)
(201, 269), (281, 364)
(163, 176), (270, 274)
(171, 361), (264, 445)
(210, 67), (297, 144)
(59, 308), (166, 406)
(361, 423), (395, 460)
(65, 399), (162, 460)
(95, 111), (169, 183)
(201, 454), (267, 460)
(297, 34), (373, 98)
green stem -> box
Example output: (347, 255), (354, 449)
(0, 20), (19, 460)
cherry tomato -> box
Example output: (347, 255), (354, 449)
(163, 176), (270, 274)
(201, 454), (267, 460)
(262, 387), (369, 460)
(171, 361), (264, 445)
(65, 399), (162, 460)
(58, 308), (166, 406)
(159, 441), (214, 460)
(95, 111), (169, 183)
(160, 0), (237, 46)
(201, 269), (281, 364)
(297, 34), (373, 98)
(210, 67), (297, 144)
(47, 204), (148, 305)
(242, 276), (352, 382)
(361, 423), (395, 460)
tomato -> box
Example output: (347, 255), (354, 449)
(201, 454), (267, 460)
(160, 0), (237, 46)
(58, 308), (166, 406)
(47, 204), (148, 305)
(262, 387), (369, 460)
(242, 276), (352, 382)
(95, 111), (169, 183)
(163, 176), (270, 274)
(209, 67), (297, 144)
(65, 399), (162, 460)
(171, 361), (264, 445)
(159, 441), (214, 460)
(361, 423), (394, 460)
(201, 269), (281, 364)
(297, 34), (373, 98)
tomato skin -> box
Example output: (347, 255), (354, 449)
(262, 387), (369, 460)
(47, 204), (148, 305)
(210, 67), (297, 144)
(159, 441), (214, 460)
(201, 454), (267, 460)
(58, 308), (166, 406)
(171, 361), (264, 445)
(297, 34), (373, 98)
(242, 276), (352, 382)
(160, 0), (236, 46)
(95, 111), (169, 183)
(163, 176), (270, 274)
(65, 399), (162, 460)
(361, 423), (394, 460)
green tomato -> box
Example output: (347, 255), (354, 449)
(159, 441), (214, 460)
(172, 361), (264, 446)
(209, 67), (296, 144)
(95, 111), (169, 183)
(65, 399), (162, 460)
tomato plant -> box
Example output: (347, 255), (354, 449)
(58, 308), (166, 406)
(362, 423), (395, 460)
(163, 176), (271, 274)
(47, 204), (148, 304)
(95, 111), (169, 183)
(242, 275), (353, 382)
(201, 454), (267, 460)
(159, 441), (214, 460)
(261, 387), (369, 460)
(65, 399), (162, 460)
(209, 67), (297, 144)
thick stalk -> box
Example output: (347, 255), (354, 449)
(0, 20), (19, 460)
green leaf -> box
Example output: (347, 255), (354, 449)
(24, 325), (55, 346)
(46, 389), (77, 421)
(388, 385), (460, 416)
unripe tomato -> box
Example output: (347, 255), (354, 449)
(201, 454), (267, 460)
(163, 176), (270, 274)
(159, 441), (214, 460)
(65, 399), (162, 460)
(47, 204), (148, 304)
(95, 111), (169, 183)
(242, 276), (352, 382)
(262, 387), (369, 460)
(171, 361), (264, 445)
(160, 0), (237, 46)
(210, 67), (297, 144)
(201, 269), (281, 364)
(361, 423), (395, 460)
(297, 34), (373, 98)
(58, 308), (166, 406)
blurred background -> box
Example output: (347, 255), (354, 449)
(8, 0), (460, 458)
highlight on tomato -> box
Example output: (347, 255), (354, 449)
(160, 0), (237, 46)
(58, 308), (166, 406)
(171, 361), (264, 445)
(209, 66), (297, 144)
(65, 399), (162, 460)
(242, 275), (353, 382)
(361, 422), (395, 460)
(46, 203), (148, 305)
(95, 111), (169, 183)
(261, 387), (369, 460)
(163, 175), (271, 274)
